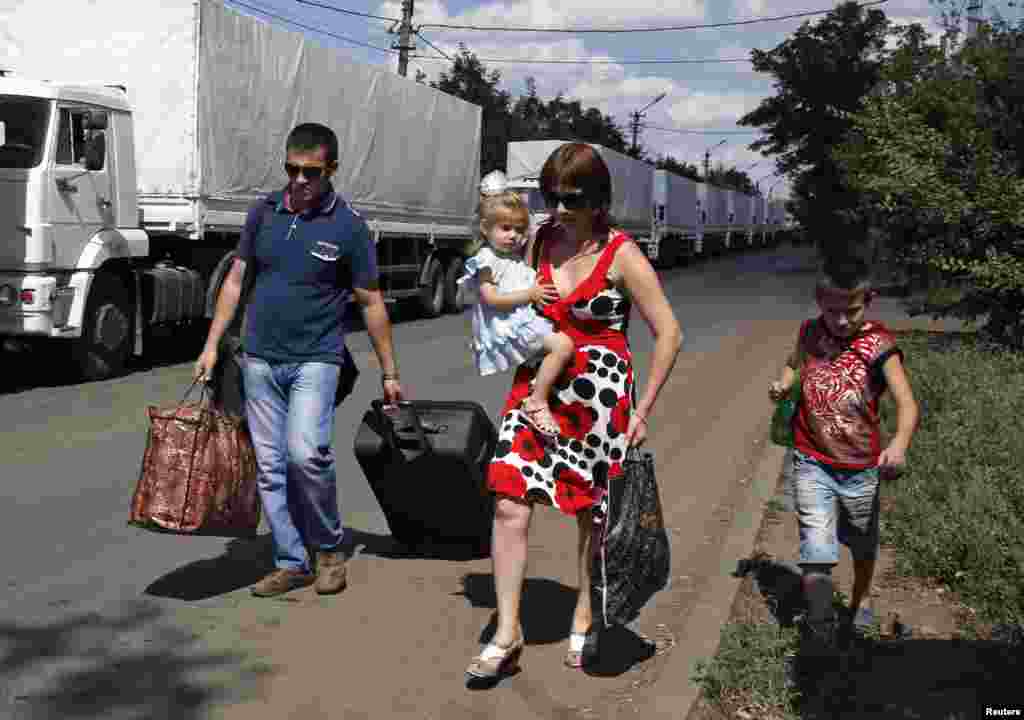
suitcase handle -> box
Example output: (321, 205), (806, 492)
(371, 400), (442, 454)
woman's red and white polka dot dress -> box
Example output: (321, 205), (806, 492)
(487, 228), (635, 517)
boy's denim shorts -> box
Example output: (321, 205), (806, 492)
(793, 449), (880, 565)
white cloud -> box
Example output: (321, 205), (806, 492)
(666, 91), (760, 128)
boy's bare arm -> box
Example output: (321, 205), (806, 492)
(878, 353), (919, 471)
(768, 338), (802, 401)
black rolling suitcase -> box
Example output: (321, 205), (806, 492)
(353, 400), (497, 556)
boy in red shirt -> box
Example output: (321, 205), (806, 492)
(769, 255), (919, 651)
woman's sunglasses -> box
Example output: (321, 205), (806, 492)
(284, 163), (326, 180)
(544, 190), (591, 210)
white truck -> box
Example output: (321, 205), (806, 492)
(505, 140), (654, 253)
(0, 0), (481, 379)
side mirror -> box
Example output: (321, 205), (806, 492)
(83, 132), (105, 171)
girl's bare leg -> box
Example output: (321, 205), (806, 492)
(572, 508), (595, 634)
(491, 497), (533, 646)
(525, 332), (574, 412)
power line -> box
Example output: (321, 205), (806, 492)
(296, 0), (887, 34)
(409, 54), (750, 65)
(418, 0), (888, 33)
(643, 124), (762, 135)
(228, 0), (398, 53)
(293, 0), (399, 24)
(413, 31), (454, 61)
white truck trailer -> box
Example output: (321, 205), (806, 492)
(651, 168), (700, 267)
(732, 191), (753, 249)
(0, 0), (481, 379)
(505, 140), (653, 252)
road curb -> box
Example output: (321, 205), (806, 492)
(643, 441), (788, 719)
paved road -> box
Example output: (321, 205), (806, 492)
(0, 243), (821, 719)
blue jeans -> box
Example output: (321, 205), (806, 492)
(243, 357), (342, 571)
(793, 450), (880, 566)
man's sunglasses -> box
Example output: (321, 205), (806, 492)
(284, 163), (327, 180)
(544, 190), (591, 210)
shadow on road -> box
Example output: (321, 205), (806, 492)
(0, 325), (206, 397)
(347, 529), (489, 561)
(0, 604), (261, 719)
(145, 529), (491, 604)
(144, 535), (276, 602)
(734, 553), (1023, 719)
(454, 572), (657, 678)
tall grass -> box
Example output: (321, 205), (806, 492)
(881, 331), (1024, 626)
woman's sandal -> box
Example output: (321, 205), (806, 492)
(466, 636), (524, 682)
(564, 628), (598, 669)
(520, 399), (560, 442)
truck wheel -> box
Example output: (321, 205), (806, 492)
(443, 257), (466, 313)
(418, 258), (445, 318)
(75, 272), (133, 381)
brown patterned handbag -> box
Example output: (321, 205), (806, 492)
(129, 381), (260, 537)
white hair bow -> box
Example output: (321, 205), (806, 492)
(479, 170), (508, 196)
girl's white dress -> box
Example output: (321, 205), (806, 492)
(457, 246), (555, 376)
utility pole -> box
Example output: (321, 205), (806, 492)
(629, 93), (667, 156)
(967, 0), (983, 39)
(393, 0), (416, 77)
(703, 139), (726, 180)
(630, 111), (642, 156)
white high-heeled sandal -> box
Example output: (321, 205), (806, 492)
(466, 634), (524, 681)
(565, 631), (590, 668)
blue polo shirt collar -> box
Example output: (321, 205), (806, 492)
(269, 183), (340, 218)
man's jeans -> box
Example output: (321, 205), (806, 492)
(244, 357), (342, 571)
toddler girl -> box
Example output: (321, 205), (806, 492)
(458, 171), (574, 441)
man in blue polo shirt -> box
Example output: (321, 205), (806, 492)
(195, 123), (403, 598)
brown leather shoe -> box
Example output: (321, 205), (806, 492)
(315, 551), (347, 595)
(251, 568), (314, 598)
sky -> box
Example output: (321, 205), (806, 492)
(225, 0), (1023, 200)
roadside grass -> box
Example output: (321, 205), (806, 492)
(692, 621), (800, 719)
(879, 330), (1024, 628)
(691, 329), (1024, 718)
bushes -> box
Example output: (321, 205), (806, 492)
(881, 331), (1024, 625)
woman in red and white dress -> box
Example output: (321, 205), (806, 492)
(466, 143), (683, 682)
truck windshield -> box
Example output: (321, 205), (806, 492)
(0, 97), (50, 169)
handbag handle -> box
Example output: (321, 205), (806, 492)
(181, 378), (212, 408)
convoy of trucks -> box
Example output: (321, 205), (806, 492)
(0, 0), (482, 379)
(0, 0), (789, 382)
(506, 140), (787, 268)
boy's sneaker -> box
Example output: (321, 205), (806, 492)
(838, 607), (875, 648)
(799, 616), (838, 658)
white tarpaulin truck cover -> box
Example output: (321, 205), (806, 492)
(733, 192), (752, 224)
(653, 169), (698, 227)
(1, 0), (481, 222)
(507, 140), (652, 233)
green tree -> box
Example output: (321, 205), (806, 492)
(708, 165), (756, 194)
(837, 19), (1024, 345)
(431, 57), (630, 172)
(656, 155), (701, 182)
(431, 45), (512, 174)
(739, 1), (894, 252)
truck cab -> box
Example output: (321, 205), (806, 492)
(1, 79), (148, 374)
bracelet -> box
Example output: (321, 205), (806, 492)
(382, 372), (400, 381)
